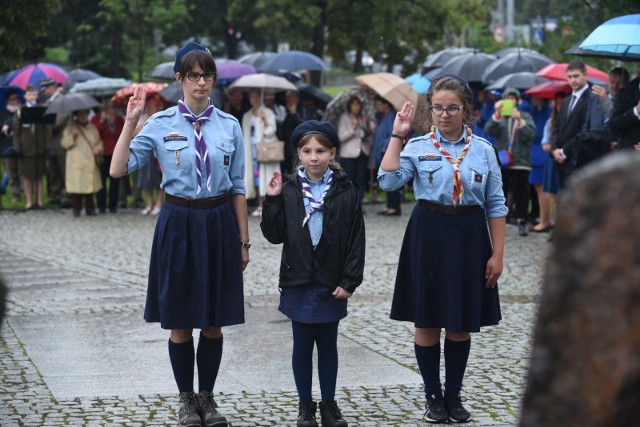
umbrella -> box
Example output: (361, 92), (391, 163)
(424, 67), (443, 80)
(295, 81), (332, 110)
(322, 86), (378, 128)
(227, 73), (298, 93)
(493, 47), (547, 58)
(237, 52), (277, 68)
(436, 52), (497, 85)
(525, 81), (572, 99)
(485, 72), (550, 91)
(146, 61), (175, 80)
(69, 77), (132, 97)
(258, 50), (330, 72)
(68, 68), (102, 83)
(111, 82), (169, 107)
(535, 63), (610, 84)
(423, 47), (475, 70)
(565, 40), (640, 62)
(405, 73), (431, 94)
(579, 14), (640, 60)
(4, 63), (69, 90)
(482, 52), (555, 84)
(158, 82), (224, 106)
(215, 59), (257, 84)
(355, 72), (419, 113)
(44, 92), (101, 115)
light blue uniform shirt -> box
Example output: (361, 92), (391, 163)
(303, 168), (332, 248)
(378, 128), (508, 218)
(127, 104), (245, 198)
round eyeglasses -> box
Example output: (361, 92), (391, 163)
(430, 105), (463, 116)
(186, 72), (216, 82)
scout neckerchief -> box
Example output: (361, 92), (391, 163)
(178, 98), (214, 193)
(429, 125), (472, 206)
(298, 166), (334, 227)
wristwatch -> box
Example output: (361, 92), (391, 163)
(240, 241), (251, 249)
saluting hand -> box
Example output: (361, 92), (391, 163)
(267, 170), (282, 196)
(125, 85), (147, 124)
(393, 101), (414, 137)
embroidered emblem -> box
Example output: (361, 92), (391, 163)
(474, 173), (483, 183)
(223, 155), (230, 166)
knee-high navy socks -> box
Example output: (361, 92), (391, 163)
(168, 338), (195, 393)
(291, 320), (339, 402)
(197, 334), (223, 393)
(415, 338), (471, 397)
(168, 335), (223, 394)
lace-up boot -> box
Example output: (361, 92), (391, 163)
(319, 400), (348, 427)
(178, 391), (202, 427)
(297, 401), (319, 427)
(198, 391), (228, 426)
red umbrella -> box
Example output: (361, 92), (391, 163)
(111, 82), (168, 107)
(535, 63), (609, 83)
(4, 63), (69, 90)
(525, 81), (571, 99)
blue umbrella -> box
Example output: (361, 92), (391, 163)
(258, 50), (329, 72)
(405, 73), (431, 94)
(580, 14), (640, 60)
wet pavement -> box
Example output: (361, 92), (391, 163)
(0, 201), (546, 426)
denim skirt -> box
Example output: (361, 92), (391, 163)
(144, 199), (245, 330)
(279, 283), (347, 324)
(390, 203), (501, 332)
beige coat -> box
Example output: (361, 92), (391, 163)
(60, 121), (103, 194)
(242, 106), (278, 198)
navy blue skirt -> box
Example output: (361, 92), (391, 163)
(279, 283), (347, 324)
(144, 199), (245, 330)
(390, 204), (501, 332)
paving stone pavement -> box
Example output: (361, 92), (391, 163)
(0, 202), (547, 426)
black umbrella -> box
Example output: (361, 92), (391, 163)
(493, 47), (547, 58)
(68, 68), (102, 83)
(423, 47), (475, 70)
(237, 52), (277, 68)
(146, 61), (175, 80)
(437, 52), (497, 84)
(482, 52), (555, 85)
(44, 93), (100, 115)
(295, 82), (332, 110)
(485, 72), (550, 91)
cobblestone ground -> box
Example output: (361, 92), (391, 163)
(0, 202), (547, 426)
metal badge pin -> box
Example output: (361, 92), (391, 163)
(428, 171), (434, 184)
(175, 150), (180, 165)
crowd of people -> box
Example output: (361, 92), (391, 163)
(2, 42), (640, 427)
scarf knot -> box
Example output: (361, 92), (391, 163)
(298, 166), (334, 227)
(429, 125), (472, 206)
(178, 98), (214, 193)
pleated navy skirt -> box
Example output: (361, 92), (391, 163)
(144, 199), (245, 330)
(390, 203), (501, 332)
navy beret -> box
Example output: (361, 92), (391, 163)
(291, 120), (340, 150)
(173, 41), (210, 73)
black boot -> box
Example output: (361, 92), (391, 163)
(198, 391), (228, 426)
(319, 400), (348, 427)
(297, 401), (319, 427)
(177, 391), (202, 427)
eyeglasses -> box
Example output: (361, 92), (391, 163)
(185, 72), (216, 82)
(430, 105), (463, 116)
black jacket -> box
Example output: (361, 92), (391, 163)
(610, 77), (640, 150)
(551, 88), (590, 178)
(260, 169), (365, 293)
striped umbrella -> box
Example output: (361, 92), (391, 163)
(4, 63), (69, 90)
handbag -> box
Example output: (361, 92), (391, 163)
(256, 140), (285, 163)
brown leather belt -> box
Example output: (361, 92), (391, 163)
(165, 193), (230, 209)
(419, 199), (481, 215)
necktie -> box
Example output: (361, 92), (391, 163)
(569, 94), (578, 113)
(429, 125), (472, 206)
(298, 166), (334, 227)
(178, 98), (214, 193)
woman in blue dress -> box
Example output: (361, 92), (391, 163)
(378, 75), (507, 424)
(110, 41), (249, 427)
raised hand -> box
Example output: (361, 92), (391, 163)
(266, 170), (282, 196)
(392, 101), (414, 137)
(125, 85), (147, 124)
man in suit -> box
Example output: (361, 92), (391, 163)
(551, 61), (591, 189)
(610, 76), (640, 152)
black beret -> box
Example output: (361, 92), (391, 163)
(291, 120), (340, 150)
(173, 41), (210, 73)
(40, 78), (56, 88)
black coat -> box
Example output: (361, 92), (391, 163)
(551, 88), (590, 179)
(260, 169), (365, 294)
(610, 77), (640, 150)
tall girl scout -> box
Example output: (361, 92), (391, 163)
(260, 120), (365, 427)
(111, 41), (249, 427)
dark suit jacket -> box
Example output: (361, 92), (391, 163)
(551, 87), (590, 179)
(610, 77), (640, 150)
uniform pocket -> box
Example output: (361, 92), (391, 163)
(418, 162), (443, 188)
(214, 138), (235, 170)
(162, 140), (190, 170)
(469, 166), (488, 193)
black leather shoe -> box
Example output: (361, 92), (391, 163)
(444, 391), (470, 423)
(319, 400), (347, 427)
(424, 393), (448, 423)
(297, 401), (319, 427)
